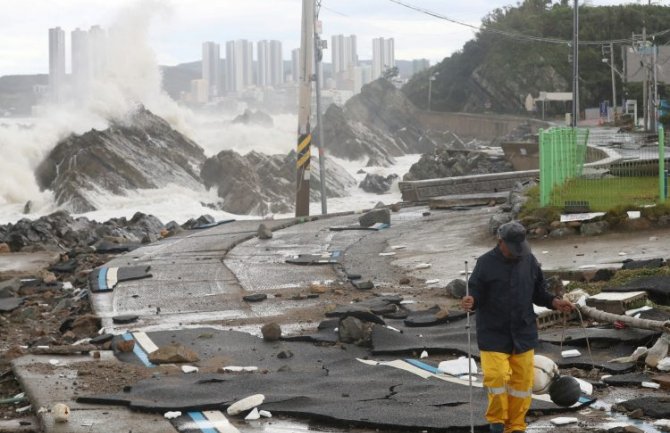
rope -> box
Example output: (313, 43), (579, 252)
(560, 308), (596, 373)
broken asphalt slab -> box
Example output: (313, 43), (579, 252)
(78, 357), (585, 431)
(603, 275), (670, 305)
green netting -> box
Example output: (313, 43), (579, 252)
(539, 127), (665, 211)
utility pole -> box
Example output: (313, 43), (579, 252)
(314, 1), (327, 215)
(571, 0), (579, 127)
(610, 42), (617, 119)
(295, 0), (315, 217)
(643, 26), (648, 132)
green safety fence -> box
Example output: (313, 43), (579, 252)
(539, 127), (666, 211)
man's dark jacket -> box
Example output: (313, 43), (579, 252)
(468, 246), (556, 354)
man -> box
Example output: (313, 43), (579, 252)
(461, 221), (574, 433)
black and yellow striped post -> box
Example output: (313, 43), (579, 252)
(296, 130), (311, 217)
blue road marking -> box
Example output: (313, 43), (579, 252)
(405, 359), (440, 374)
(122, 332), (155, 367)
(187, 411), (219, 433)
(97, 267), (108, 291)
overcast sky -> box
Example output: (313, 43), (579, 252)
(0, 0), (653, 75)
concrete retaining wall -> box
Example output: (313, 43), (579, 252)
(416, 111), (549, 140)
(399, 171), (538, 202)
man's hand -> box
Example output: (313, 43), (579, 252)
(552, 297), (575, 313)
(461, 295), (474, 312)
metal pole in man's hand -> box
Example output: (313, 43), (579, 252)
(465, 261), (474, 433)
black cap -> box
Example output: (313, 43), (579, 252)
(498, 221), (530, 257)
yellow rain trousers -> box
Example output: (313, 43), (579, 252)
(480, 349), (534, 433)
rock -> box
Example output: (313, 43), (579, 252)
(310, 284), (327, 294)
(549, 227), (577, 238)
(359, 208), (391, 228)
(227, 394), (265, 416)
(181, 365), (199, 374)
(0, 242), (9, 253)
(261, 322), (282, 342)
(277, 350), (293, 359)
(232, 109), (273, 127)
(38, 270), (57, 284)
(320, 79), (437, 166)
(148, 344), (200, 364)
(390, 203), (402, 212)
(399, 277), (410, 285)
(581, 221), (609, 236)
(352, 280), (374, 290)
(35, 106), (206, 213)
(359, 173), (399, 194)
(591, 268), (616, 282)
(488, 213), (513, 235)
(257, 223), (273, 239)
(116, 339), (135, 353)
(243, 293), (268, 303)
(626, 217), (652, 231)
(66, 315), (101, 339)
(201, 149), (356, 215)
(404, 148), (514, 181)
(338, 316), (370, 344)
(445, 279), (466, 298)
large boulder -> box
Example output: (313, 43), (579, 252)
(403, 148), (514, 181)
(359, 173), (398, 194)
(232, 109), (273, 127)
(318, 79), (438, 167)
(35, 106), (206, 213)
(201, 150), (356, 216)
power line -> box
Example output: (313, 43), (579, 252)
(388, 0), (670, 47)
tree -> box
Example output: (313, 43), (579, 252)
(382, 66), (399, 80)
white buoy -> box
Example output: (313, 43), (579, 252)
(52, 403), (70, 423)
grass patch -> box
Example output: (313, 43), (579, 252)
(550, 177), (659, 212)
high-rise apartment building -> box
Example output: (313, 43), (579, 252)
(331, 34), (357, 76)
(291, 48), (300, 83)
(269, 40), (283, 86)
(71, 28), (91, 92)
(202, 41), (220, 99)
(225, 39), (253, 93)
(372, 37), (395, 79)
(88, 25), (106, 79)
(257, 41), (270, 87)
(48, 27), (66, 100)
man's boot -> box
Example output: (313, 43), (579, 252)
(489, 423), (504, 433)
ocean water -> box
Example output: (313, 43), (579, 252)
(0, 113), (420, 225)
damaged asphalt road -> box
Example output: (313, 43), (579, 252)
(11, 206), (670, 433)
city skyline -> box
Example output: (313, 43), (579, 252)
(0, 0), (636, 76)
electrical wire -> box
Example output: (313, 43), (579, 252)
(388, 0), (670, 47)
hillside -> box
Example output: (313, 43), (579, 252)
(403, 1), (670, 115)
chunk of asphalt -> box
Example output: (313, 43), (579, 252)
(621, 258), (664, 271)
(90, 333), (114, 345)
(112, 314), (139, 324)
(603, 373), (652, 387)
(325, 307), (385, 325)
(243, 294), (268, 303)
(616, 396), (670, 418)
(404, 306), (467, 327)
(352, 280), (374, 290)
(539, 327), (660, 347)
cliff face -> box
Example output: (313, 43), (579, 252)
(319, 79), (438, 167)
(201, 150), (356, 216)
(35, 107), (206, 213)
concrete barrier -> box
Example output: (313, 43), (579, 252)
(415, 111), (549, 141)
